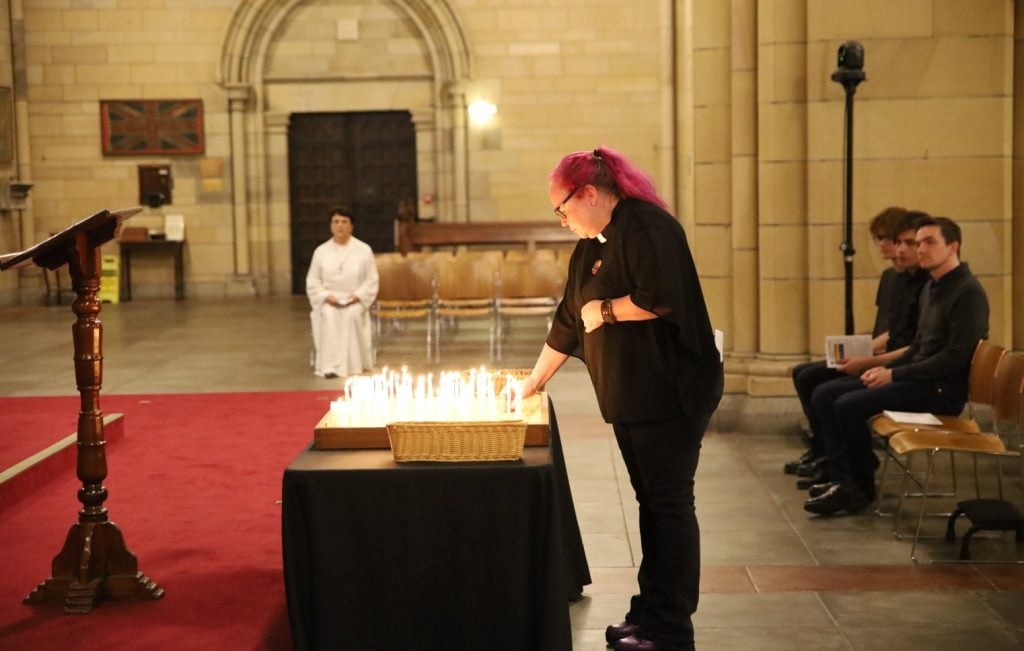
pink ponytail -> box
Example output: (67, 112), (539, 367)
(549, 146), (670, 212)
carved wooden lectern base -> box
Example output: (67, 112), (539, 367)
(24, 522), (164, 613)
(2, 208), (162, 614)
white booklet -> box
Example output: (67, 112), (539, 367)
(824, 334), (873, 368)
(882, 410), (942, 426)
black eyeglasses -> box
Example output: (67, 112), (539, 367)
(554, 185), (581, 220)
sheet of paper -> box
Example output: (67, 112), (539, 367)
(825, 334), (873, 368)
(882, 410), (942, 426)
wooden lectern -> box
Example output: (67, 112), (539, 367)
(0, 208), (163, 613)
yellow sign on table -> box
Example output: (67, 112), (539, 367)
(98, 254), (119, 304)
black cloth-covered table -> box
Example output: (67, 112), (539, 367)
(282, 402), (591, 651)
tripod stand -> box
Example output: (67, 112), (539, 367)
(831, 41), (866, 335)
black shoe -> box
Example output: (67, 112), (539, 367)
(613, 634), (659, 651)
(803, 483), (870, 515)
(796, 456), (827, 477)
(783, 448), (817, 475)
(323, 372), (339, 379)
(606, 621), (638, 645)
(796, 469), (829, 490)
(808, 481), (837, 498)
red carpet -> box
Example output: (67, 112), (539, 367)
(0, 390), (342, 649)
(0, 396), (80, 470)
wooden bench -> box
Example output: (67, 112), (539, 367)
(398, 221), (576, 252)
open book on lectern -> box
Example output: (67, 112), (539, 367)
(0, 207), (141, 272)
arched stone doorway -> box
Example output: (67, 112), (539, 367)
(218, 0), (472, 295)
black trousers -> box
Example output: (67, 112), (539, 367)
(613, 410), (711, 651)
(811, 376), (963, 491)
(791, 360), (844, 453)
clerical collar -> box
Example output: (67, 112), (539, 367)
(597, 197), (631, 244)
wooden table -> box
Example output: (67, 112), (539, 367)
(119, 239), (185, 301)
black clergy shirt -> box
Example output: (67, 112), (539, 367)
(546, 198), (723, 424)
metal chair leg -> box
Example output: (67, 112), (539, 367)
(910, 451), (938, 563)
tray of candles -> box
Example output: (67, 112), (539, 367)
(313, 368), (550, 452)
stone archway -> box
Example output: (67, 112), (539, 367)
(218, 0), (472, 294)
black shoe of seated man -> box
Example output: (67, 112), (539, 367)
(323, 372), (339, 379)
(796, 469), (829, 490)
(613, 633), (659, 651)
(803, 482), (870, 515)
(783, 448), (817, 475)
(795, 455), (827, 477)
(606, 621), (638, 645)
(808, 481), (837, 498)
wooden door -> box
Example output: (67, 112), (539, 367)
(288, 111), (417, 295)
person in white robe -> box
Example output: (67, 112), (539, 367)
(306, 208), (379, 378)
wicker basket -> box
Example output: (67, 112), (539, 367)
(386, 420), (527, 462)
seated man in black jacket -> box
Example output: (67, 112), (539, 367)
(786, 208), (929, 483)
(804, 216), (989, 515)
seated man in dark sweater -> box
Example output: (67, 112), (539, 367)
(791, 212), (932, 491)
(786, 208), (928, 483)
(804, 216), (989, 515)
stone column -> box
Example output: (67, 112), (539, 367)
(410, 109), (437, 221)
(658, 0), (678, 211)
(10, 0), (32, 250)
(729, 0), (759, 376)
(690, 0), (733, 359)
(226, 83), (256, 295)
(752, 0), (808, 395)
(1014, 0), (1024, 349)
(264, 112), (291, 295)
(446, 80), (469, 222)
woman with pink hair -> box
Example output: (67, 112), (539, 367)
(521, 147), (723, 651)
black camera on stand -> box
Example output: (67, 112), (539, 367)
(831, 41), (866, 335)
(832, 41), (866, 87)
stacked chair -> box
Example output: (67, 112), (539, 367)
(372, 255), (438, 361)
(372, 247), (567, 364)
(493, 257), (565, 361)
(433, 251), (503, 362)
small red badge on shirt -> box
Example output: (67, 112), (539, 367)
(591, 260), (602, 275)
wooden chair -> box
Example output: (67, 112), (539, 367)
(554, 246), (576, 269)
(504, 248), (557, 263)
(887, 351), (1024, 561)
(434, 254), (499, 362)
(872, 340), (1006, 515)
(871, 340), (1005, 437)
(373, 257), (436, 361)
(494, 259), (564, 361)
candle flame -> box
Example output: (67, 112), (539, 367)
(329, 368), (526, 426)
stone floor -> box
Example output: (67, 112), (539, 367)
(2, 296), (1023, 650)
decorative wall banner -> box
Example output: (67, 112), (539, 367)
(0, 87), (13, 164)
(99, 99), (204, 155)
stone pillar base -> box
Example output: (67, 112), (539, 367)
(224, 275), (257, 297)
(710, 393), (802, 437)
(714, 353), (807, 436)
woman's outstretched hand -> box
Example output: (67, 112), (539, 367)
(518, 375), (542, 399)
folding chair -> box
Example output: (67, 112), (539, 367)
(887, 351), (1024, 562)
(872, 340), (1006, 515)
